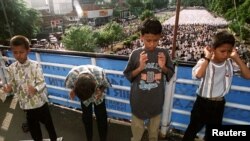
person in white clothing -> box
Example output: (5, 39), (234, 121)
(182, 30), (250, 141)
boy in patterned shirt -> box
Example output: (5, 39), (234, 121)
(65, 65), (111, 141)
(3, 35), (59, 141)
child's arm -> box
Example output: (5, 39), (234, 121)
(65, 69), (78, 100)
(124, 50), (147, 82)
(158, 51), (175, 81)
(193, 46), (212, 79)
(3, 84), (12, 93)
(69, 89), (75, 100)
(131, 51), (148, 78)
(33, 64), (46, 94)
(230, 49), (250, 79)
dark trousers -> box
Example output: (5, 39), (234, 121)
(182, 95), (225, 141)
(26, 103), (57, 141)
(81, 100), (108, 141)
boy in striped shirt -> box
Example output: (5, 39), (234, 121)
(182, 30), (250, 141)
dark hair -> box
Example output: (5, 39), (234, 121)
(211, 30), (235, 49)
(74, 73), (96, 101)
(140, 18), (162, 35)
(10, 35), (30, 50)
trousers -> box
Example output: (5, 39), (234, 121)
(81, 100), (108, 141)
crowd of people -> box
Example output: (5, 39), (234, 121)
(114, 9), (250, 67)
(114, 24), (250, 67)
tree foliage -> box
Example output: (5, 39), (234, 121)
(98, 21), (125, 51)
(62, 22), (124, 52)
(62, 26), (97, 52)
(139, 9), (156, 21)
(0, 0), (41, 40)
(154, 0), (169, 9)
(126, 0), (169, 16)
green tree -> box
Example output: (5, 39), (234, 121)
(126, 0), (144, 15)
(0, 0), (41, 40)
(153, 0), (169, 9)
(98, 21), (124, 51)
(127, 0), (143, 7)
(143, 0), (154, 10)
(207, 0), (249, 40)
(62, 26), (97, 52)
(139, 9), (156, 21)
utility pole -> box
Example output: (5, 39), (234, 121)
(160, 1), (181, 138)
(0, 0), (13, 37)
(172, 0), (181, 60)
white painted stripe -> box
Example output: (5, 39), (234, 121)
(44, 74), (66, 80)
(41, 62), (75, 68)
(9, 95), (18, 109)
(105, 96), (130, 104)
(176, 79), (199, 85)
(105, 69), (124, 75)
(223, 118), (250, 125)
(171, 122), (187, 129)
(111, 84), (130, 91)
(172, 109), (190, 115)
(174, 94), (196, 101)
(1, 112), (13, 131)
(47, 85), (69, 91)
(226, 102), (250, 111)
(231, 85), (250, 92)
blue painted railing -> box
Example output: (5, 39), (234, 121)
(1, 46), (249, 136)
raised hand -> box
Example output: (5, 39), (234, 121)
(230, 48), (240, 60)
(204, 46), (213, 59)
(3, 84), (12, 93)
(158, 52), (166, 69)
(69, 90), (75, 100)
(139, 51), (148, 71)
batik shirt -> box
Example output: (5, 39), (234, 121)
(65, 65), (110, 106)
(6, 59), (48, 110)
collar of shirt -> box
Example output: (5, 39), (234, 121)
(17, 58), (31, 68)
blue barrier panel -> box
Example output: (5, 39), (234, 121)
(106, 99), (131, 120)
(175, 83), (197, 97)
(42, 65), (71, 76)
(47, 88), (69, 99)
(45, 77), (66, 87)
(3, 47), (250, 129)
(226, 90), (250, 106)
(172, 98), (194, 112)
(40, 53), (92, 65)
(232, 75), (250, 87)
(106, 73), (130, 87)
(171, 98), (193, 130)
(224, 106), (250, 123)
(171, 112), (189, 130)
(107, 88), (130, 100)
(96, 58), (128, 71)
(176, 66), (193, 79)
(173, 65), (250, 131)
